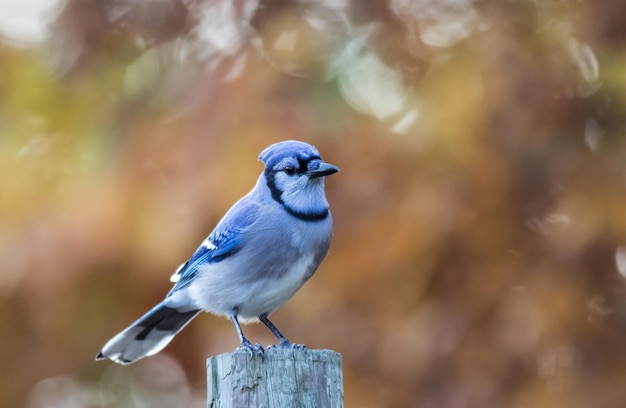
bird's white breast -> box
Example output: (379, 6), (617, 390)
(236, 253), (315, 319)
(187, 251), (318, 321)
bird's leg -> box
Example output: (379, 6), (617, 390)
(259, 314), (307, 350)
(228, 308), (264, 356)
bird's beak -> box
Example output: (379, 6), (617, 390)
(309, 162), (339, 178)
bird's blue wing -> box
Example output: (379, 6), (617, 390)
(167, 200), (259, 295)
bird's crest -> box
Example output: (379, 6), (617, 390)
(259, 140), (321, 170)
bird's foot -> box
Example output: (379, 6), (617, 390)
(267, 340), (307, 350)
(237, 340), (265, 357)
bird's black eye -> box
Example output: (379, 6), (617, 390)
(283, 167), (297, 176)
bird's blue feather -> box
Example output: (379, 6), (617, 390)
(168, 201), (259, 295)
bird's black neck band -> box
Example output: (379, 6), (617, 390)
(264, 169), (329, 222)
(284, 206), (329, 222)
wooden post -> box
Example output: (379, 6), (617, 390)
(207, 348), (343, 408)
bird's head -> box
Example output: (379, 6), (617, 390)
(259, 140), (339, 221)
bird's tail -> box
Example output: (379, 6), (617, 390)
(96, 302), (200, 365)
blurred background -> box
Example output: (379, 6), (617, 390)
(2, 0), (626, 407)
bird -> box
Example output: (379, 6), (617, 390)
(96, 140), (339, 364)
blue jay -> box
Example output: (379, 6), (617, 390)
(96, 140), (338, 364)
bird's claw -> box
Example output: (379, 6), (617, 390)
(237, 340), (265, 357)
(267, 341), (307, 351)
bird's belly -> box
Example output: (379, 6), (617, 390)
(190, 253), (316, 322)
(237, 254), (315, 320)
